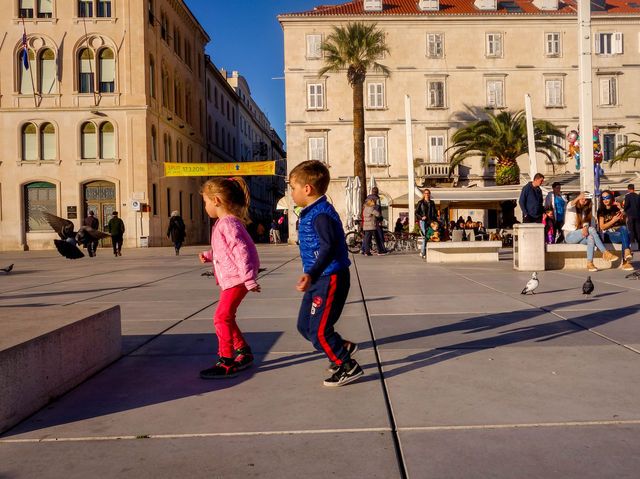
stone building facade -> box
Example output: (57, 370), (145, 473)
(278, 0), (640, 232)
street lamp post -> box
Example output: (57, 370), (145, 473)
(578, 0), (595, 194)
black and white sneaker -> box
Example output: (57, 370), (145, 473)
(323, 359), (364, 387)
(327, 341), (359, 374)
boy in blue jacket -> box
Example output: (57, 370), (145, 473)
(289, 160), (363, 387)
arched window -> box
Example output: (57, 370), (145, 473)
(151, 125), (157, 161)
(81, 122), (97, 159)
(176, 140), (183, 162)
(174, 78), (182, 116)
(161, 67), (170, 108)
(97, 0), (111, 17)
(25, 182), (56, 232)
(19, 49), (35, 94)
(40, 122), (56, 160)
(227, 133), (231, 153)
(215, 122), (219, 145)
(167, 136), (172, 162)
(149, 55), (155, 98)
(148, 0), (154, 25)
(78, 0), (92, 17)
(22, 123), (37, 161)
(185, 89), (191, 123)
(78, 48), (94, 93)
(39, 49), (56, 94)
(100, 122), (114, 159)
(98, 48), (115, 93)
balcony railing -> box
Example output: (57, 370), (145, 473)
(420, 163), (456, 178)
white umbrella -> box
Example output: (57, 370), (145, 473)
(352, 176), (361, 225)
(344, 177), (354, 230)
(369, 174), (377, 194)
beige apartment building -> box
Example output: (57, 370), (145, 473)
(0, 0), (209, 251)
(205, 61), (287, 234)
(279, 0), (640, 231)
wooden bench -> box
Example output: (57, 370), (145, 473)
(545, 243), (634, 270)
(0, 305), (121, 433)
(426, 241), (502, 263)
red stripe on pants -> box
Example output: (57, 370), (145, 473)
(318, 274), (339, 364)
(214, 284), (249, 358)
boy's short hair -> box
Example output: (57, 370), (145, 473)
(289, 160), (330, 195)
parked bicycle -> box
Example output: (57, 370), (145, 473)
(345, 220), (396, 254)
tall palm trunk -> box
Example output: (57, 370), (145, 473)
(352, 79), (366, 206)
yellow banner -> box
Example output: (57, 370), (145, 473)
(164, 161), (275, 177)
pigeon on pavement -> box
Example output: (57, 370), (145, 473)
(582, 276), (594, 296)
(521, 272), (539, 295)
(1, 263), (13, 274)
(625, 270), (640, 280)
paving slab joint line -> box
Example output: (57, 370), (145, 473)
(352, 255), (409, 479)
(0, 427), (391, 444)
(398, 419), (640, 432)
(450, 270), (640, 357)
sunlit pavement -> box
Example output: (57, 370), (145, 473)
(1, 245), (639, 478)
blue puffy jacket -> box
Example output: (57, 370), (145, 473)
(298, 196), (351, 276)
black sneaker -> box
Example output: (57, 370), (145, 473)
(327, 341), (359, 374)
(234, 347), (254, 370)
(200, 357), (238, 379)
(323, 359), (364, 387)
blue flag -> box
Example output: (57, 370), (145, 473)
(22, 30), (29, 70)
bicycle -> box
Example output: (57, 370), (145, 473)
(345, 222), (396, 254)
(392, 231), (421, 252)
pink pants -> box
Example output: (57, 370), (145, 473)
(214, 284), (249, 358)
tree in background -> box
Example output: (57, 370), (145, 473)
(319, 22), (389, 205)
(447, 110), (564, 186)
(613, 133), (640, 166)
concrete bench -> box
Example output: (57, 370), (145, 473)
(426, 241), (502, 263)
(545, 243), (634, 270)
(0, 305), (121, 433)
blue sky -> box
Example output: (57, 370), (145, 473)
(185, 0), (323, 148)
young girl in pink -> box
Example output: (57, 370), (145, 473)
(199, 177), (261, 379)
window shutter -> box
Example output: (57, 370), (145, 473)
(99, 49), (115, 82)
(307, 35), (321, 58)
(495, 33), (502, 56)
(39, 0), (53, 14)
(100, 122), (115, 159)
(614, 32), (623, 54)
(20, 51), (34, 94)
(21, 0), (34, 8)
(308, 84), (315, 109)
(40, 49), (56, 94)
(609, 78), (617, 105)
(82, 123), (97, 159)
(368, 83), (376, 107)
(594, 33), (601, 54)
(615, 134), (627, 149)
(599, 78), (610, 104)
(41, 123), (56, 160)
(23, 124), (37, 161)
(309, 137), (325, 162)
(316, 84), (323, 109)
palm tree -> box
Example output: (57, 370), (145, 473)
(319, 23), (389, 205)
(447, 110), (564, 186)
(613, 133), (640, 166)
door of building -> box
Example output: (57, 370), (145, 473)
(83, 181), (116, 247)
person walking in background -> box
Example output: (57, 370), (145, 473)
(394, 217), (403, 233)
(167, 210), (186, 255)
(519, 173), (545, 223)
(362, 187), (387, 255)
(624, 184), (640, 250)
(199, 177), (261, 379)
(107, 211), (125, 257)
(83, 210), (100, 257)
(270, 219), (281, 244)
(289, 160), (363, 387)
(598, 189), (634, 271)
(544, 181), (566, 242)
(416, 188), (437, 259)
(362, 198), (384, 256)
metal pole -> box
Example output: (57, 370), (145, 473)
(524, 94), (537, 181)
(405, 95), (415, 232)
(578, 0), (594, 194)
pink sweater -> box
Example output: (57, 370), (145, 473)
(201, 215), (260, 291)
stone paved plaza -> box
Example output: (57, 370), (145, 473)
(1, 245), (640, 478)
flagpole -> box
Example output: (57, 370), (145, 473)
(22, 16), (39, 108)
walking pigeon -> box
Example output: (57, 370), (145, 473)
(42, 212), (110, 259)
(582, 276), (594, 296)
(1, 263), (13, 274)
(521, 272), (539, 295)
(625, 270), (640, 280)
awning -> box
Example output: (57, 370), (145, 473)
(391, 186), (520, 208)
(276, 197), (289, 210)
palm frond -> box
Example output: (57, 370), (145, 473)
(612, 132), (640, 165)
